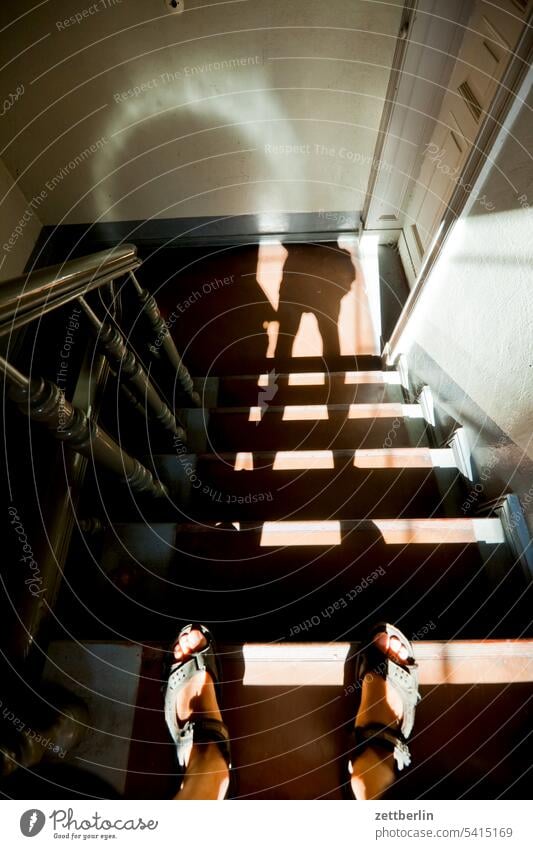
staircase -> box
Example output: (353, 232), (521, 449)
(2, 242), (530, 800)
(57, 349), (531, 799)
(64, 343), (527, 638)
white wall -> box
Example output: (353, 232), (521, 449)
(0, 0), (403, 225)
(396, 76), (533, 459)
(0, 158), (42, 282)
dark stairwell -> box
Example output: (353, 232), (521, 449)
(2, 239), (530, 800)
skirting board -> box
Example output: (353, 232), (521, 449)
(32, 211), (362, 266)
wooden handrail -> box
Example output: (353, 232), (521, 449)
(0, 245), (140, 335)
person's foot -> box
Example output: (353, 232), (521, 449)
(350, 630), (410, 800)
(173, 628), (224, 727)
(354, 631), (408, 732)
(172, 628), (229, 799)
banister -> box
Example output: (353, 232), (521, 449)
(78, 296), (187, 443)
(1, 355), (168, 500)
(129, 270), (201, 406)
(0, 245), (140, 335)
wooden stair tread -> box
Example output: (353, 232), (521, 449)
(210, 372), (404, 405)
(202, 411), (429, 451)
(186, 467), (464, 520)
(206, 370), (401, 383)
(139, 517), (506, 543)
(211, 402), (422, 416)
(79, 518), (527, 642)
(193, 447), (456, 468)
(217, 639), (533, 685)
(183, 354), (383, 376)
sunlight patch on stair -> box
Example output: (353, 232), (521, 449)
(292, 312), (324, 357)
(235, 641), (533, 686)
(344, 371), (401, 384)
(272, 450), (335, 470)
(347, 403), (423, 419)
(260, 521), (342, 546)
(264, 320), (279, 359)
(258, 518), (504, 546)
(258, 371), (402, 386)
(338, 234), (381, 354)
(281, 405), (330, 421)
(257, 372), (284, 388)
(241, 643), (350, 686)
(287, 372), (326, 386)
(353, 448), (456, 468)
(348, 403), (402, 419)
(373, 518), (505, 544)
(248, 407), (264, 422)
(234, 452), (254, 470)
(229, 448), (457, 471)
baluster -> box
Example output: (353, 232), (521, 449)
(119, 379), (150, 417)
(129, 271), (201, 407)
(1, 356), (168, 499)
(78, 296), (187, 443)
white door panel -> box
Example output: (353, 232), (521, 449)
(400, 0), (530, 282)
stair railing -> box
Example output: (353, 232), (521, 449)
(128, 270), (201, 406)
(0, 244), (195, 496)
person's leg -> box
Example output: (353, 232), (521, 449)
(172, 629), (230, 800)
(350, 631), (410, 800)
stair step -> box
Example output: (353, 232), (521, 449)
(219, 639), (533, 685)
(219, 641), (533, 799)
(188, 406), (428, 452)
(99, 448), (462, 522)
(201, 371), (404, 406)
(182, 458), (466, 519)
(65, 518), (528, 642)
(144, 517), (507, 545)
(212, 446), (456, 468)
(185, 354), (383, 377)
(217, 402), (421, 418)
(52, 638), (532, 800)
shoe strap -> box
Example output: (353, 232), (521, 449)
(176, 717), (231, 769)
(352, 723), (412, 772)
(357, 645), (420, 739)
